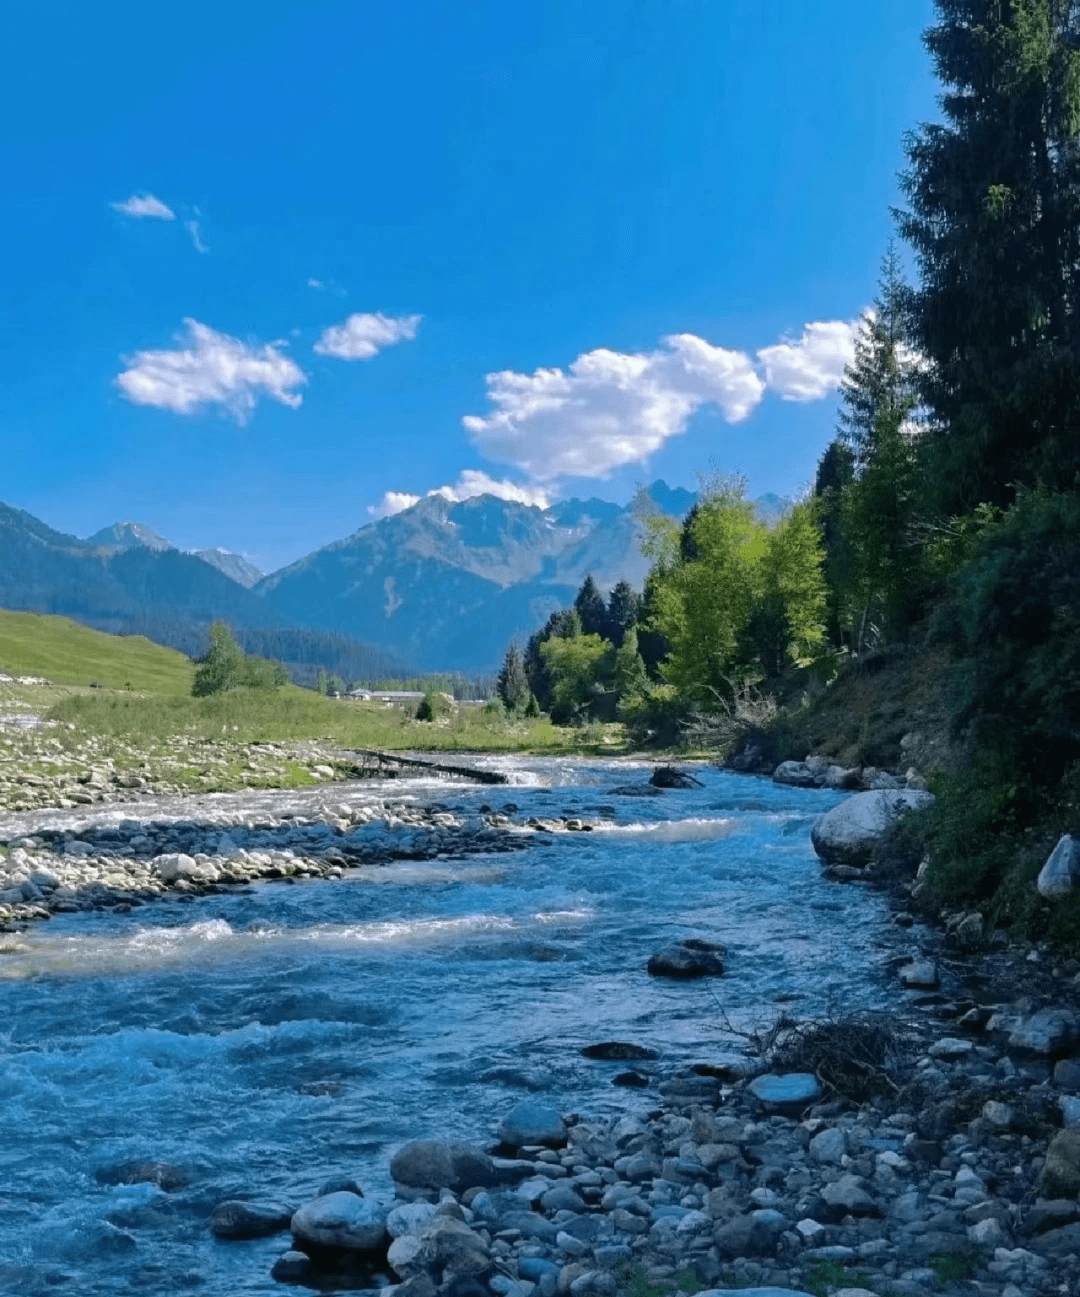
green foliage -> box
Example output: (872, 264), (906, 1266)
(615, 1262), (703, 1297)
(929, 1249), (981, 1288)
(574, 574), (609, 638)
(898, 0), (1080, 515)
(415, 693), (436, 721)
(497, 643), (530, 713)
(606, 580), (642, 648)
(803, 1259), (876, 1297)
(943, 489), (1080, 777)
(613, 627), (649, 701)
(649, 478), (826, 700)
(192, 622), (288, 697)
(539, 633), (613, 722)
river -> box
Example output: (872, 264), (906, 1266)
(0, 757), (905, 1296)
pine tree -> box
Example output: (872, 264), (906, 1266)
(814, 438), (856, 646)
(835, 249), (922, 645)
(574, 575), (608, 638)
(898, 0), (1080, 514)
(497, 643), (530, 713)
(606, 580), (642, 648)
(613, 626), (649, 700)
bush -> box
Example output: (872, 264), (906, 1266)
(192, 622), (288, 697)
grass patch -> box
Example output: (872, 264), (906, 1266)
(0, 610), (193, 695)
(616, 1263), (704, 1297)
(47, 686), (626, 754)
(929, 1249), (981, 1287)
(803, 1258), (877, 1297)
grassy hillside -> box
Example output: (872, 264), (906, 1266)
(0, 610), (193, 695)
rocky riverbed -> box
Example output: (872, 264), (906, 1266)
(230, 966), (1080, 1297)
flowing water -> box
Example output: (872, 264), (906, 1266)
(0, 758), (904, 1296)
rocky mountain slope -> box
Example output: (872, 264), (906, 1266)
(0, 481), (766, 672)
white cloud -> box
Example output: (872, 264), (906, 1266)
(431, 470), (550, 508)
(757, 320), (859, 401)
(463, 320), (860, 481)
(115, 319), (306, 423)
(314, 312), (422, 360)
(368, 491), (422, 520)
(307, 278), (325, 290)
(462, 334), (765, 482)
(112, 193), (175, 220)
(185, 218), (208, 253)
(367, 471), (551, 521)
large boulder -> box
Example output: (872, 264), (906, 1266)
(210, 1199), (294, 1239)
(772, 761), (818, 788)
(1040, 1130), (1080, 1198)
(387, 1216), (490, 1281)
(647, 938), (725, 978)
(290, 1191), (387, 1251)
(810, 789), (935, 867)
(1008, 1008), (1080, 1056)
(497, 1101), (567, 1149)
(1037, 835), (1080, 899)
(389, 1139), (499, 1193)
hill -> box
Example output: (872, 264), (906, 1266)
(0, 609), (193, 694)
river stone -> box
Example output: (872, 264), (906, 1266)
(387, 1216), (490, 1280)
(646, 938), (725, 978)
(772, 761), (818, 788)
(899, 960), (938, 989)
(390, 1139), (499, 1192)
(1040, 1130), (1080, 1198)
(210, 1199), (294, 1238)
(810, 789), (934, 867)
(821, 1175), (881, 1218)
(1037, 834), (1080, 898)
(291, 1191), (388, 1251)
(713, 1213), (780, 1258)
(271, 1250), (313, 1281)
(581, 1042), (659, 1060)
(1008, 1008), (1080, 1055)
(695, 1291), (814, 1297)
(497, 1101), (567, 1149)
(809, 1127), (845, 1164)
(748, 1073), (822, 1109)
(151, 853), (202, 882)
(388, 1202), (438, 1238)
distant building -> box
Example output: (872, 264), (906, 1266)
(346, 689), (426, 702)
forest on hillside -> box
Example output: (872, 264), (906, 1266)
(495, 1), (1080, 948)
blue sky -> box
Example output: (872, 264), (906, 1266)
(0, 0), (938, 573)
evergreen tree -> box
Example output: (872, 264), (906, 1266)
(606, 580), (642, 648)
(835, 250), (922, 645)
(524, 608), (581, 710)
(497, 643), (530, 713)
(897, 0), (1080, 514)
(613, 626), (649, 700)
(574, 575), (608, 638)
(813, 438), (856, 646)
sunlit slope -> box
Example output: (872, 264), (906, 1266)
(0, 609), (193, 695)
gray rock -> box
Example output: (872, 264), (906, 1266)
(713, 1213), (779, 1258)
(899, 960), (938, 989)
(1037, 834), (1080, 898)
(151, 852), (202, 882)
(821, 1175), (881, 1218)
(387, 1216), (490, 1280)
(808, 1127), (845, 1164)
(646, 938), (725, 978)
(810, 790), (934, 867)
(210, 1199), (294, 1239)
(291, 1191), (387, 1251)
(271, 1250), (313, 1281)
(1008, 1008), (1080, 1055)
(1054, 1057), (1080, 1091)
(772, 761), (818, 788)
(390, 1139), (499, 1192)
(540, 1185), (586, 1213)
(498, 1102), (567, 1149)
(388, 1201), (438, 1238)
(748, 1072), (822, 1109)
(1040, 1129), (1080, 1198)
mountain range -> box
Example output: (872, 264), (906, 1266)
(0, 483), (783, 674)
